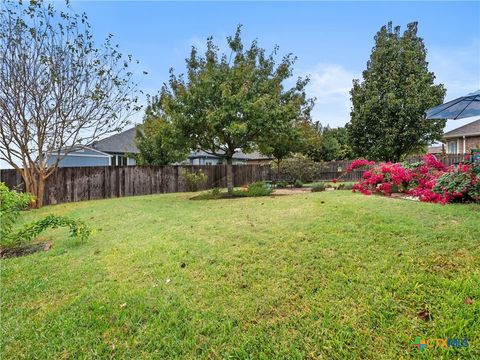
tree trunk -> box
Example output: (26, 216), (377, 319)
(35, 177), (45, 208)
(226, 157), (234, 195)
(20, 169), (45, 208)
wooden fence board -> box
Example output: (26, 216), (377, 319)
(0, 154), (469, 205)
(0, 164), (272, 205)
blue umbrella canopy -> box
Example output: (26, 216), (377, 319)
(425, 90), (480, 120)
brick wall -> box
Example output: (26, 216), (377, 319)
(465, 136), (480, 152)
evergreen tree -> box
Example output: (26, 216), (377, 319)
(347, 22), (446, 161)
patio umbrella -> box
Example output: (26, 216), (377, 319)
(425, 90), (480, 120)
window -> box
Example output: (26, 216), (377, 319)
(448, 140), (457, 154)
(111, 155), (127, 166)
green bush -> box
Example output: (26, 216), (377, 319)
(211, 187), (221, 196)
(311, 183), (325, 192)
(294, 179), (303, 188)
(182, 170), (208, 192)
(276, 181), (288, 189)
(234, 181), (273, 197)
(339, 183), (354, 190)
(433, 164), (480, 202)
(0, 182), (91, 248)
(0, 183), (34, 243)
(272, 155), (327, 183)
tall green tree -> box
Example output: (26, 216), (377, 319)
(150, 26), (311, 194)
(134, 116), (188, 166)
(347, 22), (446, 161)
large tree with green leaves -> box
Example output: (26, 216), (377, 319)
(150, 26), (311, 194)
(347, 22), (446, 161)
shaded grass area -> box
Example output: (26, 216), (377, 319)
(1, 191), (479, 359)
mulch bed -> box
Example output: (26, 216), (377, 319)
(0, 242), (51, 259)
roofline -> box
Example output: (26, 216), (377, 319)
(443, 132), (480, 139)
(442, 119), (480, 136)
(48, 145), (111, 157)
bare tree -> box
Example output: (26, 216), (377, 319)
(0, 0), (141, 207)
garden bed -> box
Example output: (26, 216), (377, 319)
(0, 242), (51, 259)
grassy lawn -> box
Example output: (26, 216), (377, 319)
(1, 191), (479, 359)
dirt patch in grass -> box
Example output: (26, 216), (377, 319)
(0, 242), (51, 259)
(273, 188), (312, 195)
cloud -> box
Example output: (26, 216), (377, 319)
(428, 39), (480, 132)
(302, 64), (359, 128)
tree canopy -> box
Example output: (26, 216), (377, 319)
(0, 0), (140, 207)
(134, 112), (188, 166)
(148, 26), (312, 193)
(347, 22), (446, 162)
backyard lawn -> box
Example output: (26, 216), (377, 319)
(1, 191), (479, 359)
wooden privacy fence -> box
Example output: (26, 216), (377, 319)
(0, 154), (468, 205)
(0, 165), (272, 206)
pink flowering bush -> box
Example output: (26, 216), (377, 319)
(348, 154), (480, 204)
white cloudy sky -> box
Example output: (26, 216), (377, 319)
(304, 39), (480, 132)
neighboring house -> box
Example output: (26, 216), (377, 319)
(427, 145), (443, 154)
(47, 146), (112, 167)
(48, 126), (272, 167)
(187, 150), (272, 165)
(442, 119), (480, 154)
(91, 127), (139, 166)
(47, 127), (140, 168)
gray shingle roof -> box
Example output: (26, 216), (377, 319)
(92, 127), (139, 154)
(443, 119), (480, 138)
(188, 150), (271, 160)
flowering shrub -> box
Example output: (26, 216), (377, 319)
(347, 159), (375, 172)
(348, 155), (480, 204)
(432, 163), (480, 203)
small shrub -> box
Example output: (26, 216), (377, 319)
(233, 181), (273, 197)
(211, 187), (221, 196)
(248, 181), (273, 196)
(311, 183), (325, 192)
(272, 155), (325, 183)
(0, 183), (34, 243)
(294, 179), (303, 188)
(182, 170), (208, 192)
(276, 181), (288, 189)
(0, 182), (91, 248)
(338, 183), (354, 190)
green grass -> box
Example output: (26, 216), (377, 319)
(1, 192), (479, 359)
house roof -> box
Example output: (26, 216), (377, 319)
(90, 126), (273, 160)
(188, 150), (271, 160)
(427, 145), (443, 154)
(443, 119), (480, 138)
(92, 126), (139, 154)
